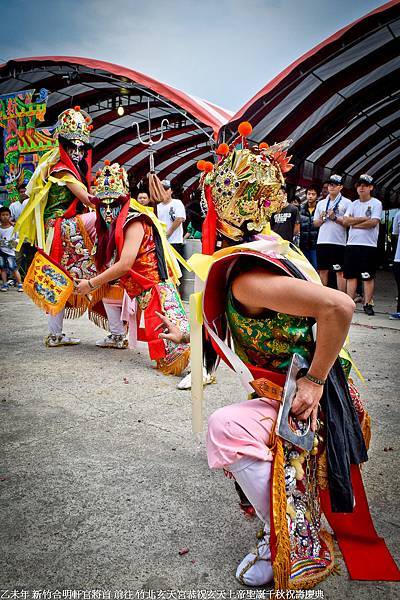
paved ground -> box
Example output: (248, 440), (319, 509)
(1, 270), (399, 599)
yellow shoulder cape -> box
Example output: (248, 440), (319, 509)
(14, 148), (86, 250)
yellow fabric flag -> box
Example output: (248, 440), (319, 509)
(23, 249), (74, 316)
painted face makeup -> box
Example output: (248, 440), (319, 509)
(99, 202), (121, 226)
(66, 140), (85, 164)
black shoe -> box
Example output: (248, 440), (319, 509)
(363, 303), (375, 316)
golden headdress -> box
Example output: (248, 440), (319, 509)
(198, 121), (293, 242)
(92, 161), (129, 201)
(56, 106), (92, 144)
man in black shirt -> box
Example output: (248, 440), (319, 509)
(271, 186), (300, 242)
(299, 184), (319, 269)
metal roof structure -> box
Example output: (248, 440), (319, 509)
(0, 56), (232, 198)
(220, 0), (400, 207)
(1, 2), (399, 206)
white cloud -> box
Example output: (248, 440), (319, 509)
(0, 0), (386, 111)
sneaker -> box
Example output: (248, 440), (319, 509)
(17, 284), (23, 293)
(45, 333), (81, 347)
(1, 284), (8, 292)
(95, 334), (128, 349)
(236, 529), (273, 586)
(389, 312), (400, 320)
(363, 303), (375, 316)
(177, 367), (216, 390)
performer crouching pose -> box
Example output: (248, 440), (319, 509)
(75, 162), (190, 375)
(158, 127), (399, 589)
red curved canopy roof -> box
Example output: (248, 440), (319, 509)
(222, 0), (400, 207)
(0, 56), (232, 198)
(1, 2), (399, 206)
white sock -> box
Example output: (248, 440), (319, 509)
(103, 301), (125, 335)
(228, 457), (271, 525)
(229, 458), (273, 587)
(48, 309), (65, 336)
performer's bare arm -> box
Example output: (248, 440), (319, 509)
(231, 269), (355, 430)
(75, 221), (145, 294)
(52, 170), (94, 208)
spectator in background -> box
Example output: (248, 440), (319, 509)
(9, 181), (34, 279)
(271, 186), (300, 243)
(292, 195), (302, 209)
(9, 182), (29, 224)
(136, 190), (156, 210)
(136, 191), (150, 206)
(390, 209), (400, 319)
(343, 174), (382, 316)
(313, 174), (351, 292)
(0, 206), (23, 292)
(184, 195), (203, 240)
(299, 185), (319, 269)
(319, 181), (329, 201)
(156, 179), (186, 256)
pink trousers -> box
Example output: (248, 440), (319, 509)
(206, 397), (280, 469)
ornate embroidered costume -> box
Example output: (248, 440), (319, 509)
(16, 107), (98, 343)
(89, 162), (190, 375)
(190, 124), (399, 590)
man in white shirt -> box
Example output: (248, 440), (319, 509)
(390, 210), (400, 319)
(9, 182), (29, 223)
(313, 174), (352, 292)
(156, 179), (186, 256)
(343, 174), (382, 316)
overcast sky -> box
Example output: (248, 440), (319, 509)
(0, 0), (387, 111)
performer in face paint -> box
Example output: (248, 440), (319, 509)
(75, 162), (190, 375)
(15, 106), (97, 347)
(155, 125), (397, 590)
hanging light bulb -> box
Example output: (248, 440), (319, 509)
(117, 105), (124, 116)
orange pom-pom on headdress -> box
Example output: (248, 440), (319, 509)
(238, 121), (252, 137)
(216, 143), (229, 156)
(104, 159), (111, 166)
(197, 160), (206, 171)
(204, 161), (214, 173)
(74, 105), (81, 112)
(259, 142), (269, 150)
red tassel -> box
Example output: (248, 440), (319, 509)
(201, 185), (217, 255)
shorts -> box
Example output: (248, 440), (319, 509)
(316, 243), (345, 271)
(0, 250), (17, 271)
(343, 245), (377, 280)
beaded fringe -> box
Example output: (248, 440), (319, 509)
(361, 411), (372, 450)
(270, 434), (291, 591)
(22, 282), (64, 317)
(157, 347), (190, 376)
(88, 309), (110, 332)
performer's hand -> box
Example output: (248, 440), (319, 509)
(291, 377), (323, 431)
(75, 279), (91, 295)
(155, 311), (184, 344)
